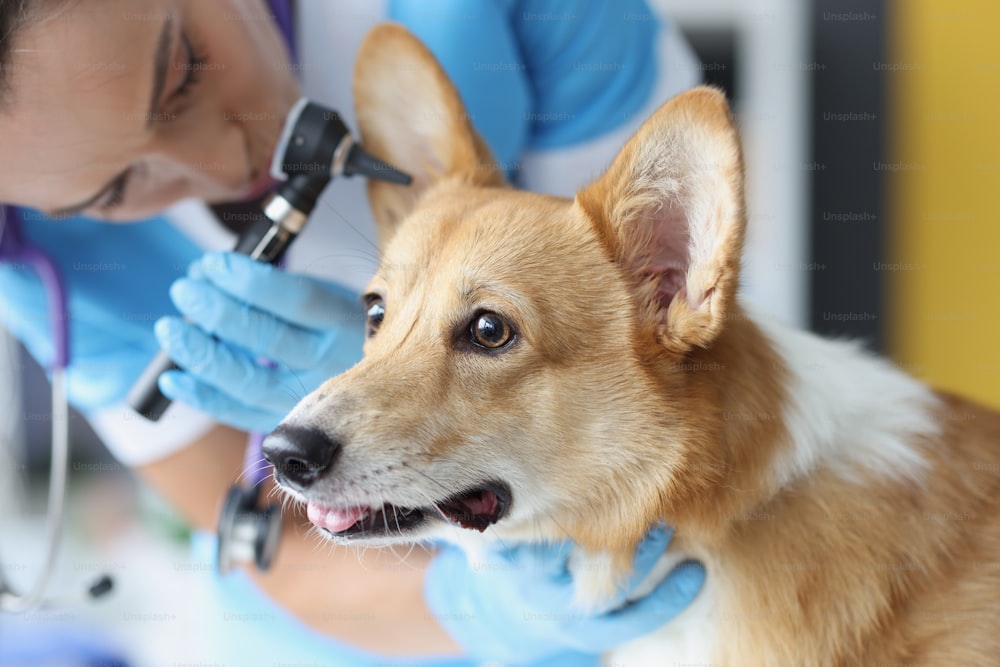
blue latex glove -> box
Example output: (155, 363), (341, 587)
(424, 527), (705, 663)
(154, 251), (366, 433)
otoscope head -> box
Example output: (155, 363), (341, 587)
(343, 144), (412, 185)
(270, 98), (411, 188)
(277, 173), (330, 215)
(271, 99), (349, 180)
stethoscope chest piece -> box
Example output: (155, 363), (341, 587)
(216, 485), (282, 575)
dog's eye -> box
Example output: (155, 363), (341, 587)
(470, 312), (514, 349)
(365, 296), (385, 336)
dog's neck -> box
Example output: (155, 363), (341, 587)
(653, 303), (940, 545)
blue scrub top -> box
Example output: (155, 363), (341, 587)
(0, 214), (199, 412)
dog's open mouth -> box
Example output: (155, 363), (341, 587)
(305, 483), (511, 538)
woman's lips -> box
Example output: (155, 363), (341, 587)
(241, 167), (279, 200)
(239, 131), (284, 200)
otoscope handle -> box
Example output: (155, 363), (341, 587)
(125, 351), (178, 421)
(233, 215), (289, 260)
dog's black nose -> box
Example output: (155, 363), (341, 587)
(262, 425), (341, 492)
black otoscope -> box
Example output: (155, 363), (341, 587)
(126, 99), (410, 420)
(124, 99), (410, 574)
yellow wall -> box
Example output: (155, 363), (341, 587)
(888, 0), (1000, 408)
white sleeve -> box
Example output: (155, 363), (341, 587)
(87, 399), (220, 467)
(519, 20), (703, 199)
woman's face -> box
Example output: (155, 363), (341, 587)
(0, 0), (301, 220)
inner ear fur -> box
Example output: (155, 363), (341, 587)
(352, 23), (503, 248)
(576, 87), (746, 355)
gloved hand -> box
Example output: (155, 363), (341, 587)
(154, 251), (366, 433)
(424, 526), (705, 664)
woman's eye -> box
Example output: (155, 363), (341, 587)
(470, 312), (514, 350)
(365, 297), (386, 336)
(97, 171), (131, 213)
(168, 34), (208, 107)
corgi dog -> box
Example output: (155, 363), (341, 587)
(263, 23), (1000, 666)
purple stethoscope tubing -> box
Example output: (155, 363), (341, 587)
(0, 207), (69, 368)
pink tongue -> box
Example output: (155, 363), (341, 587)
(307, 502), (366, 532)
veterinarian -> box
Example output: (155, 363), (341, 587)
(0, 0), (706, 664)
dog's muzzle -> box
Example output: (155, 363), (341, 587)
(262, 424), (513, 540)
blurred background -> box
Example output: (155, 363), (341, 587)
(666, 0), (999, 409)
(1, 0), (997, 665)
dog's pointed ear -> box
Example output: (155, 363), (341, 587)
(353, 23), (503, 247)
(576, 87), (745, 354)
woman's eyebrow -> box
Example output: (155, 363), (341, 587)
(44, 14), (174, 219)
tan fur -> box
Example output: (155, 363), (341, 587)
(352, 23), (503, 247)
(281, 24), (1000, 665)
(710, 395), (1000, 665)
